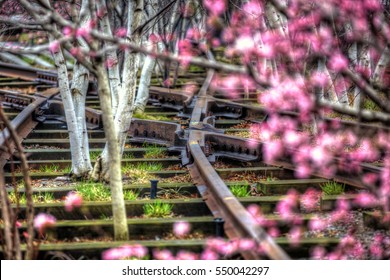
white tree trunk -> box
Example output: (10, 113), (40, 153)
(50, 37), (91, 177)
(134, 0), (162, 113)
(97, 0), (121, 115)
(95, 63), (129, 241)
(372, 45), (390, 86)
(95, 0), (144, 180)
(318, 59), (338, 102)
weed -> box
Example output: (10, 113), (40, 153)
(32, 192), (56, 203)
(230, 184), (251, 197)
(39, 164), (61, 173)
(122, 162), (163, 183)
(137, 162), (163, 172)
(99, 214), (111, 220)
(123, 190), (139, 201)
(143, 200), (173, 217)
(62, 165), (72, 174)
(321, 181), (345, 195)
(133, 111), (170, 121)
(8, 192), (56, 203)
(76, 182), (111, 201)
(122, 152), (135, 159)
(90, 151), (101, 160)
(363, 98), (380, 112)
(8, 192), (27, 204)
(143, 144), (167, 159)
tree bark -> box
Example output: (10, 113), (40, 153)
(94, 63), (129, 241)
(95, 0), (144, 180)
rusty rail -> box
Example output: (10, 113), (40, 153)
(0, 62), (57, 85)
(0, 88), (59, 168)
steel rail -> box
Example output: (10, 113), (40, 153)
(0, 88), (59, 168)
(186, 70), (290, 259)
(0, 62), (57, 85)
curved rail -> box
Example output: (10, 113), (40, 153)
(0, 88), (59, 168)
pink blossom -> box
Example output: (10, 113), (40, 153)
(267, 227), (280, 237)
(15, 221), (22, 228)
(263, 141), (283, 163)
(34, 213), (56, 233)
(200, 249), (219, 260)
(247, 204), (261, 217)
(115, 28), (127, 38)
(175, 250), (198, 260)
(173, 221), (191, 237)
(311, 71), (329, 87)
(203, 0), (226, 16)
(153, 249), (174, 260)
(354, 193), (378, 207)
(328, 53), (349, 72)
(310, 146), (331, 166)
(76, 27), (90, 38)
(238, 239), (256, 251)
(370, 244), (383, 259)
(62, 26), (73, 36)
(102, 245), (148, 260)
(102, 248), (128, 260)
(64, 192), (83, 212)
(49, 41), (60, 53)
(308, 217), (327, 231)
(288, 226), (302, 246)
(311, 246), (327, 259)
(295, 164), (312, 179)
(105, 58), (117, 69)
(131, 244), (148, 259)
(243, 1), (263, 17)
(301, 189), (320, 211)
(234, 36), (255, 52)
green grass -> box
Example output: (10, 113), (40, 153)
(8, 192), (27, 204)
(89, 151), (101, 160)
(123, 190), (139, 201)
(143, 144), (167, 159)
(321, 181), (345, 195)
(8, 192), (56, 204)
(143, 200), (174, 218)
(363, 99), (380, 111)
(76, 182), (111, 201)
(76, 182), (141, 201)
(39, 164), (61, 173)
(133, 111), (170, 121)
(32, 192), (56, 203)
(230, 184), (251, 197)
(122, 162), (163, 184)
(122, 152), (135, 159)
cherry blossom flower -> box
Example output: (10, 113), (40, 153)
(200, 249), (219, 260)
(328, 53), (349, 72)
(115, 28), (127, 38)
(175, 250), (198, 260)
(102, 244), (148, 260)
(173, 221), (191, 237)
(34, 213), (56, 233)
(153, 249), (174, 260)
(49, 41), (60, 53)
(64, 192), (83, 212)
(238, 239), (256, 251)
(354, 193), (378, 207)
(308, 217), (327, 231)
(203, 0), (226, 16)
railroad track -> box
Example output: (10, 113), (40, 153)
(0, 64), (389, 260)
